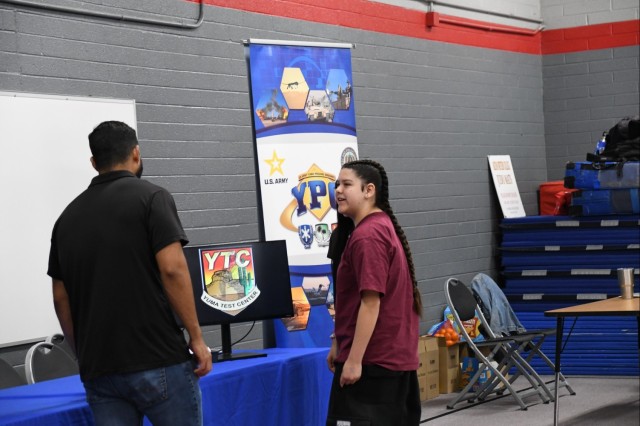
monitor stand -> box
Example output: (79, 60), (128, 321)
(212, 323), (267, 363)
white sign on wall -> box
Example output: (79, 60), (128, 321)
(488, 155), (526, 218)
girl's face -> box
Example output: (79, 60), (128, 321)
(335, 168), (368, 220)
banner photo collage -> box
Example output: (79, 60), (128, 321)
(246, 40), (358, 347)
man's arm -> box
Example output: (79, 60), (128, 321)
(52, 279), (77, 356)
(156, 241), (212, 377)
(340, 289), (380, 387)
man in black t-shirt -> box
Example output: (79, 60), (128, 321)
(48, 121), (212, 426)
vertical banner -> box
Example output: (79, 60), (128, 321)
(245, 40), (358, 347)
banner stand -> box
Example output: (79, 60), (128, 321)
(244, 39), (359, 348)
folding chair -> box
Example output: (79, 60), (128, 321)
(25, 341), (79, 384)
(45, 333), (77, 361)
(445, 277), (552, 410)
(470, 273), (575, 399)
(0, 358), (27, 389)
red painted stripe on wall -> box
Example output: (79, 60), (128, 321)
(197, 0), (541, 54)
(542, 20), (640, 54)
(193, 0), (638, 55)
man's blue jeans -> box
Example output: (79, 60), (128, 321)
(83, 359), (202, 426)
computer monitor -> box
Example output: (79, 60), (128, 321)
(182, 240), (294, 362)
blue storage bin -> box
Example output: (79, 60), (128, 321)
(565, 161), (640, 189)
(569, 188), (639, 215)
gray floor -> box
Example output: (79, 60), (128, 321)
(420, 376), (640, 425)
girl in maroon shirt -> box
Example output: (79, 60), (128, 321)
(326, 160), (423, 426)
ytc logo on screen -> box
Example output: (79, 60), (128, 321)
(198, 248), (260, 316)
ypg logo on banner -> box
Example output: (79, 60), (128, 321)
(280, 164), (336, 228)
(198, 247), (260, 316)
(280, 163), (336, 251)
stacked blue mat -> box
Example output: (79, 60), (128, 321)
(499, 214), (639, 376)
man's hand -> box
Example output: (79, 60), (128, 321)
(190, 337), (212, 377)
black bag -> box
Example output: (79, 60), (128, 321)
(587, 116), (640, 162)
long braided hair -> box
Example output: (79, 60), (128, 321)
(327, 210), (354, 296)
(342, 159), (423, 317)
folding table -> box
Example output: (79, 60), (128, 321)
(545, 296), (640, 426)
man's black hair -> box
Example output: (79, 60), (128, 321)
(89, 121), (138, 171)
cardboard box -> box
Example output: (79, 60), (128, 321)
(437, 338), (459, 370)
(439, 366), (460, 394)
(418, 336), (439, 400)
(418, 336), (439, 376)
(418, 373), (427, 400)
(425, 371), (439, 400)
(434, 337), (460, 394)
(419, 336), (461, 396)
(417, 339), (426, 380)
(421, 336), (439, 373)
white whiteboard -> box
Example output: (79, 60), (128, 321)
(0, 92), (137, 347)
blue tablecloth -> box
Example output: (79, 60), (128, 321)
(0, 347), (332, 426)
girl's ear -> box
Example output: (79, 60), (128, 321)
(365, 182), (376, 200)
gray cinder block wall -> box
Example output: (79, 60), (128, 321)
(541, 1), (640, 179)
(544, 47), (639, 179)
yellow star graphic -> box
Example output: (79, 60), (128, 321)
(265, 150), (285, 176)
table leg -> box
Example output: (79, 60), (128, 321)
(554, 316), (564, 426)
